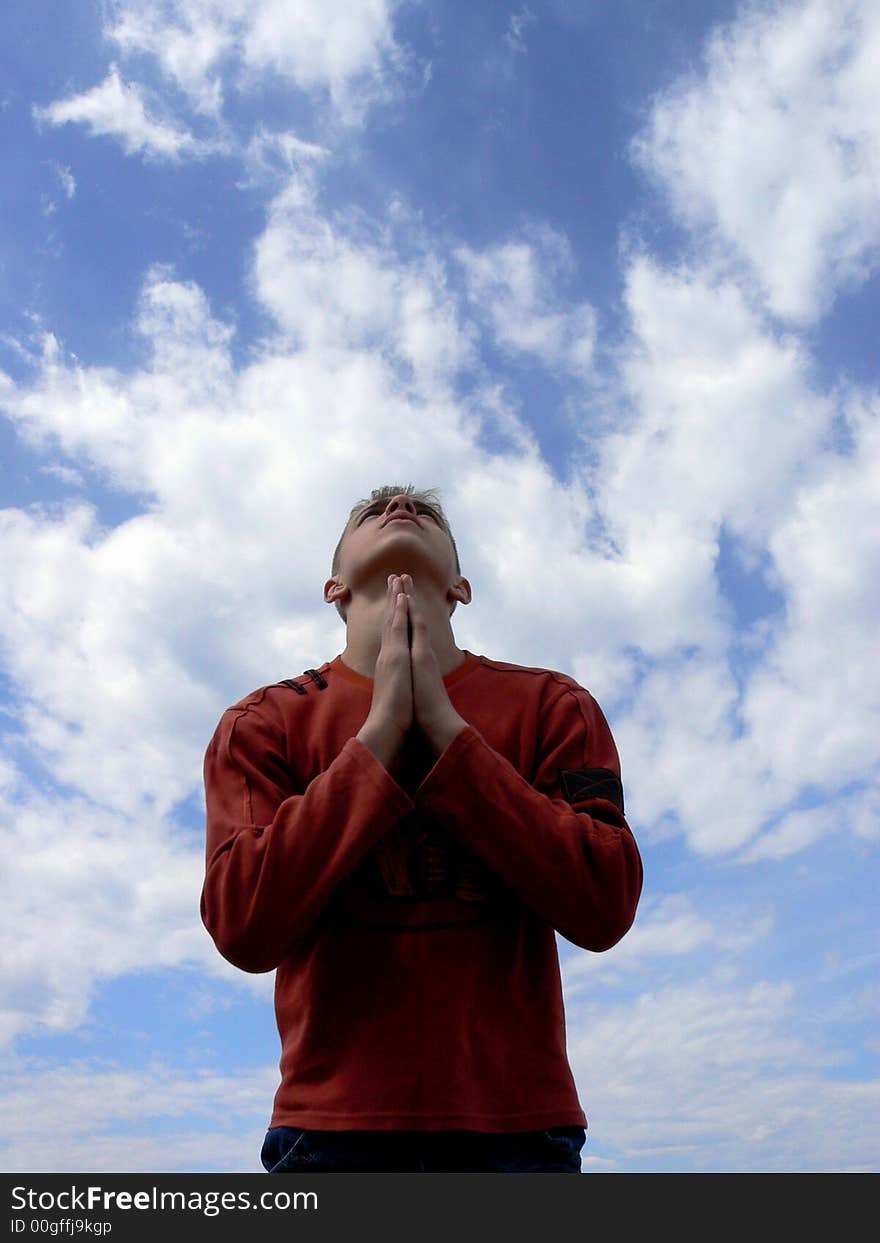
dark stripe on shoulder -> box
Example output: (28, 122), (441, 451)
(278, 667), (329, 695)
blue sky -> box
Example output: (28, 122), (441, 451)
(1, 0), (878, 1173)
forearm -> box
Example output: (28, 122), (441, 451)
(414, 726), (642, 951)
(420, 710), (469, 757)
(202, 735), (414, 972)
(356, 718), (406, 776)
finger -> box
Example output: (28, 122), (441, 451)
(401, 579), (418, 634)
(401, 574), (418, 615)
(385, 574), (400, 625)
(393, 592), (410, 650)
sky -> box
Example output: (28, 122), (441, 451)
(0, 0), (878, 1174)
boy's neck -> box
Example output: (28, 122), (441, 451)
(341, 597), (466, 681)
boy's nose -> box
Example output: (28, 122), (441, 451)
(385, 495), (417, 517)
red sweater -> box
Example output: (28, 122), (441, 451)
(201, 650), (642, 1133)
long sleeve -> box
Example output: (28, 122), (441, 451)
(414, 682), (643, 951)
(201, 698), (414, 973)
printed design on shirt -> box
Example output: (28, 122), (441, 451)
(342, 725), (503, 925)
(559, 767), (625, 815)
(339, 812), (507, 930)
(370, 817), (495, 903)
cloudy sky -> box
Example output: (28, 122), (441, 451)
(1, 0), (878, 1173)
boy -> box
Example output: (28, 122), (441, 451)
(201, 484), (643, 1173)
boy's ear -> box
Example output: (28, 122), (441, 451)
(449, 577), (472, 607)
(324, 578), (350, 607)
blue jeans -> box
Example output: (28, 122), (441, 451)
(261, 1125), (586, 1173)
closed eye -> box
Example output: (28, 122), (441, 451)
(358, 505), (441, 524)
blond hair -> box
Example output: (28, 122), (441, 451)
(330, 483), (462, 623)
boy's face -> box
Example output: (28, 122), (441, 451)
(329, 493), (463, 606)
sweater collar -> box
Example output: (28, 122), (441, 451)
(329, 649), (480, 691)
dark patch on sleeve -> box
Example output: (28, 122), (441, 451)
(559, 767), (625, 815)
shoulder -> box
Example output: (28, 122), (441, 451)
(474, 653), (594, 701)
(473, 654), (609, 738)
(228, 665), (331, 709)
(213, 663), (335, 735)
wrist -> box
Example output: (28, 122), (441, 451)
(356, 719), (405, 773)
(424, 712), (468, 755)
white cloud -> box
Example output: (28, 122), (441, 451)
(567, 977), (879, 1170)
(505, 7), (537, 55)
(579, 254), (879, 858)
(107, 1), (231, 116)
(52, 163), (76, 199)
(241, 127), (330, 189)
(0, 235), (479, 867)
(739, 804), (829, 863)
(253, 178), (476, 383)
(741, 390), (880, 802)
(34, 66), (204, 162)
(0, 779), (193, 1044)
(633, 0), (880, 323)
(239, 0), (401, 116)
(560, 893), (726, 997)
(606, 647), (800, 858)
(0, 1056), (275, 1171)
(0, 747), (273, 1051)
(599, 256), (830, 563)
(456, 226), (597, 376)
(107, 0), (405, 125)
(0, 502), (232, 819)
